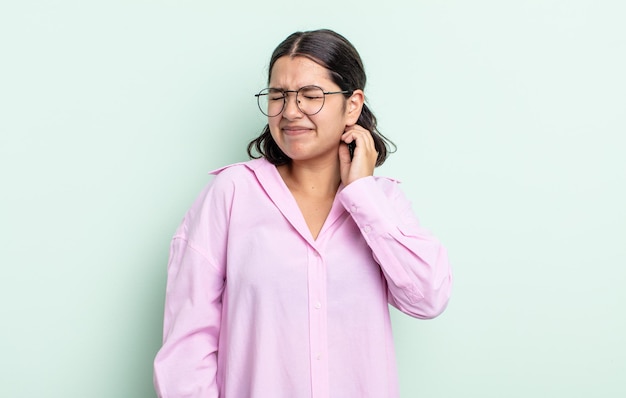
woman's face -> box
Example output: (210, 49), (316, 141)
(267, 56), (361, 164)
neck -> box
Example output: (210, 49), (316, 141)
(278, 158), (341, 197)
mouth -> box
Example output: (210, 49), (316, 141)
(282, 126), (313, 135)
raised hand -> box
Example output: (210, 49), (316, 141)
(339, 124), (378, 186)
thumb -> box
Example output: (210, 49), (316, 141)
(338, 143), (352, 179)
(338, 142), (352, 164)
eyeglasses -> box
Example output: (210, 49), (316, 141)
(255, 85), (352, 117)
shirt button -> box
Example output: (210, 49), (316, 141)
(363, 225), (372, 233)
(316, 354), (321, 360)
(351, 205), (358, 213)
(314, 302), (321, 309)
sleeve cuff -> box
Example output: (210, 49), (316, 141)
(337, 177), (398, 238)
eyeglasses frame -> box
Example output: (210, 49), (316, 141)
(255, 85), (353, 117)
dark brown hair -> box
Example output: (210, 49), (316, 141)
(247, 29), (395, 166)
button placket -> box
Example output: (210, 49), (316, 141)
(307, 247), (329, 397)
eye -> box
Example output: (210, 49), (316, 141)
(268, 89), (285, 101)
(300, 86), (324, 100)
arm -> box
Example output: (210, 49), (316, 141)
(338, 177), (452, 319)
(153, 230), (225, 397)
(154, 178), (231, 397)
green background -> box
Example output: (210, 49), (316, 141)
(1, 1), (624, 397)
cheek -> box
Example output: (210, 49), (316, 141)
(267, 120), (280, 137)
(316, 111), (347, 134)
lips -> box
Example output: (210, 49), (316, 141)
(281, 125), (313, 135)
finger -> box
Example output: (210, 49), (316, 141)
(342, 125), (372, 145)
(350, 130), (376, 153)
(338, 142), (352, 163)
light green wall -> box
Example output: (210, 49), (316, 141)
(1, 1), (624, 397)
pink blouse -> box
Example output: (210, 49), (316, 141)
(154, 158), (452, 397)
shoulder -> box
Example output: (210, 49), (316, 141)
(200, 158), (267, 192)
(372, 175), (402, 196)
(373, 174), (401, 186)
(340, 174), (403, 204)
(208, 158), (271, 183)
(180, 160), (270, 235)
(186, 158), (278, 211)
(209, 158), (264, 178)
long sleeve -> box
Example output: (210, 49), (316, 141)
(154, 181), (230, 397)
(338, 176), (452, 319)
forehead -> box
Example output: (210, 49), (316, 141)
(269, 56), (335, 88)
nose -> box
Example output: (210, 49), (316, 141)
(282, 91), (303, 119)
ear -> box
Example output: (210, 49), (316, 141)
(345, 89), (364, 126)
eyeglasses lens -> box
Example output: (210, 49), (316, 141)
(257, 86), (326, 117)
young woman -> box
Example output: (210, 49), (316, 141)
(154, 29), (452, 398)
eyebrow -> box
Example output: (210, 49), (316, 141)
(267, 85), (324, 91)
